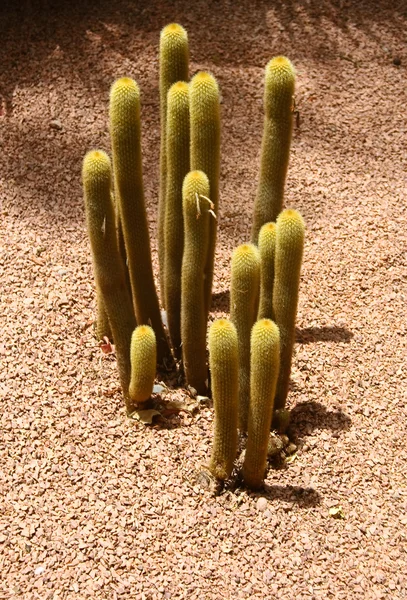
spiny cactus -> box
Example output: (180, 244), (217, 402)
(251, 57), (295, 243)
(230, 243), (261, 432)
(257, 221), (277, 321)
(164, 81), (190, 359)
(190, 71), (220, 314)
(158, 24), (189, 304)
(243, 319), (280, 489)
(109, 77), (172, 366)
(129, 325), (157, 407)
(82, 150), (136, 413)
(181, 170), (210, 395)
(95, 291), (112, 341)
(208, 319), (239, 481)
(272, 208), (305, 410)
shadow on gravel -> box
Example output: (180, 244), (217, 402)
(289, 400), (352, 438)
(296, 325), (353, 343)
(211, 289), (230, 314)
(259, 484), (321, 507)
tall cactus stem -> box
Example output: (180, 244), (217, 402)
(243, 319), (280, 489)
(272, 208), (305, 410)
(181, 170), (210, 394)
(258, 221), (277, 321)
(190, 71), (220, 313)
(208, 319), (239, 481)
(109, 77), (172, 366)
(158, 24), (189, 304)
(129, 325), (157, 407)
(251, 56), (295, 243)
(164, 81), (190, 359)
(82, 150), (136, 413)
(95, 290), (112, 341)
(230, 243), (261, 432)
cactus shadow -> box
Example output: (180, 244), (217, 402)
(296, 326), (353, 344)
(259, 484), (322, 507)
(211, 289), (230, 314)
(288, 401), (352, 441)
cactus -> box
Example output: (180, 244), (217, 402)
(164, 81), (190, 359)
(251, 57), (295, 243)
(129, 325), (157, 406)
(181, 170), (210, 394)
(272, 208), (305, 410)
(82, 150), (136, 413)
(158, 24), (189, 304)
(109, 77), (172, 366)
(230, 243), (261, 432)
(243, 319), (280, 489)
(95, 291), (112, 341)
(190, 71), (220, 313)
(208, 319), (239, 480)
(257, 221), (277, 321)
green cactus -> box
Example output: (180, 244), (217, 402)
(181, 170), (210, 395)
(243, 319), (280, 489)
(95, 291), (112, 341)
(158, 24), (189, 304)
(164, 81), (190, 359)
(109, 77), (172, 366)
(208, 319), (239, 481)
(257, 221), (277, 321)
(230, 243), (261, 432)
(190, 71), (220, 314)
(82, 150), (136, 413)
(129, 325), (157, 406)
(251, 56), (295, 243)
(272, 208), (305, 410)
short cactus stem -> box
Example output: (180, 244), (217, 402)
(190, 71), (220, 313)
(82, 150), (136, 412)
(258, 221), (277, 321)
(251, 57), (295, 243)
(181, 170), (210, 395)
(208, 319), (239, 481)
(230, 243), (261, 432)
(129, 325), (157, 408)
(272, 208), (305, 410)
(109, 77), (172, 366)
(243, 319), (280, 490)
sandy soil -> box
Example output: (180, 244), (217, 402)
(1, 0), (407, 598)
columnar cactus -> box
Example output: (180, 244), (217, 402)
(82, 150), (136, 412)
(109, 77), (172, 366)
(190, 71), (220, 313)
(181, 170), (210, 394)
(272, 208), (305, 410)
(129, 325), (157, 407)
(208, 319), (239, 481)
(257, 221), (277, 321)
(158, 24), (189, 303)
(251, 57), (295, 243)
(230, 243), (261, 432)
(243, 319), (280, 489)
(164, 81), (190, 359)
(95, 291), (112, 341)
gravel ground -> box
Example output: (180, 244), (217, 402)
(1, 0), (407, 598)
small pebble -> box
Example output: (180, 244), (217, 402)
(393, 56), (401, 66)
(50, 119), (62, 130)
(256, 497), (268, 512)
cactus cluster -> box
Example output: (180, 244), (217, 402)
(82, 21), (307, 490)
